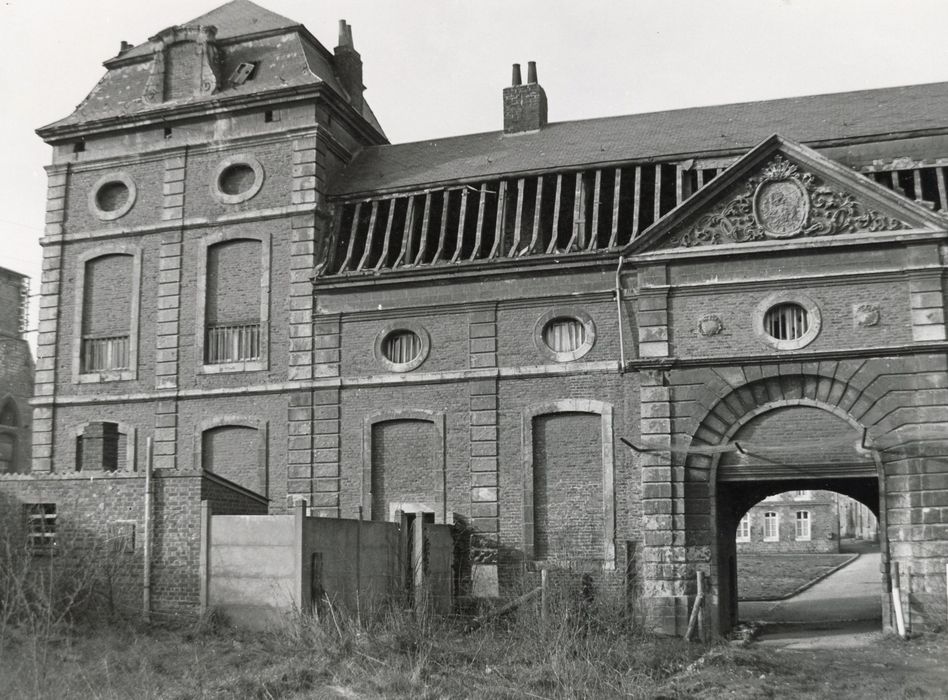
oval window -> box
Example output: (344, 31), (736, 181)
(542, 317), (586, 354)
(763, 303), (808, 341)
(218, 163), (256, 196)
(382, 330), (421, 364)
(96, 181), (130, 212)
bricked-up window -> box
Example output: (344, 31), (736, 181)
(82, 254), (133, 372)
(26, 504), (56, 554)
(76, 422), (125, 473)
(736, 515), (751, 542)
(763, 511), (779, 542)
(795, 511), (811, 541)
(205, 239), (262, 364)
(764, 303), (808, 341)
(202, 425), (264, 495)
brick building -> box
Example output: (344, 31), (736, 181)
(3, 0), (947, 635)
(0, 266), (33, 475)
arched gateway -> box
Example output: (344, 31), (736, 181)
(684, 371), (886, 633)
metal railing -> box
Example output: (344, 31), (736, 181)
(205, 322), (261, 364)
(81, 335), (130, 372)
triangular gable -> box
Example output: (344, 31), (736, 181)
(625, 134), (946, 256)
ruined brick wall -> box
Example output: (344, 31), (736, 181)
(0, 268), (33, 475)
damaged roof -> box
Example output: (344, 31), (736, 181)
(39, 0), (384, 137)
(332, 81), (948, 197)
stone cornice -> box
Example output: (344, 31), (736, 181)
(40, 203), (329, 246)
(33, 360), (623, 407)
(624, 342), (948, 371)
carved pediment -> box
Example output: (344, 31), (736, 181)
(669, 155), (909, 249)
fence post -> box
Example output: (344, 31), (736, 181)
(199, 500), (211, 614)
(356, 506), (363, 625)
(891, 561), (906, 638)
(540, 569), (549, 623)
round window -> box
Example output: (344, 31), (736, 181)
(218, 163), (256, 196)
(95, 181), (130, 212)
(88, 172), (136, 221)
(763, 303), (808, 341)
(375, 324), (430, 372)
(534, 309), (596, 362)
(212, 156), (265, 204)
(754, 294), (821, 350)
(542, 317), (586, 353)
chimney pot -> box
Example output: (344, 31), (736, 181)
(334, 20), (363, 115)
(511, 63), (522, 87)
(527, 61), (538, 84)
(119, 40), (132, 55)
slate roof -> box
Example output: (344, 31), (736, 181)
(332, 81), (948, 197)
(40, 0), (384, 137)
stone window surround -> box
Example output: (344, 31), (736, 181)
(753, 291), (822, 351)
(211, 154), (265, 205)
(763, 511), (779, 542)
(71, 243), (142, 384)
(195, 230), (270, 374)
(374, 322), (431, 373)
(193, 415), (269, 497)
(361, 408), (446, 522)
(68, 420), (137, 473)
(88, 171), (137, 221)
(533, 307), (597, 363)
(521, 399), (616, 570)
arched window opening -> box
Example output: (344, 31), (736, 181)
(81, 254), (133, 372)
(76, 422), (126, 472)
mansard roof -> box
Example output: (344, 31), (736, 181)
(626, 134), (947, 258)
(38, 0), (384, 138)
(333, 81), (948, 197)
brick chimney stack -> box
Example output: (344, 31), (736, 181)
(503, 61), (548, 134)
(334, 20), (363, 115)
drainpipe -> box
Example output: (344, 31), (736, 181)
(615, 255), (626, 372)
(143, 436), (153, 622)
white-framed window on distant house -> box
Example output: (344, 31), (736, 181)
(795, 511), (811, 541)
(763, 511), (779, 542)
(736, 515), (751, 543)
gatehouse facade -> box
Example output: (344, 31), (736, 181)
(2, 0), (947, 634)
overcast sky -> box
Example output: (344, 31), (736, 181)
(4, 0), (948, 340)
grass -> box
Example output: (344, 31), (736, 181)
(3, 612), (948, 699)
(738, 553), (856, 600)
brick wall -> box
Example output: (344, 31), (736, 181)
(532, 412), (603, 560)
(82, 254), (133, 335)
(201, 472), (268, 515)
(202, 425), (263, 495)
(206, 239), (262, 323)
(370, 419), (439, 520)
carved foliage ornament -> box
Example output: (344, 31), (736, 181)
(674, 156), (908, 247)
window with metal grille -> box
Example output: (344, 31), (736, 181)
(26, 504), (56, 554)
(542, 317), (586, 354)
(763, 511), (779, 541)
(205, 323), (261, 364)
(795, 511), (811, 540)
(736, 515), (751, 542)
(763, 303), (808, 341)
(381, 330), (422, 365)
(82, 335), (130, 372)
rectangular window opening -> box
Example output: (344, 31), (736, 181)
(163, 127), (173, 139)
(205, 323), (262, 364)
(73, 141), (86, 153)
(82, 335), (130, 372)
(763, 511), (779, 542)
(736, 515), (751, 542)
(795, 511), (811, 541)
(27, 503), (57, 554)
